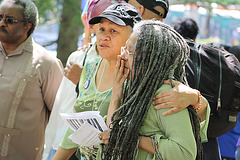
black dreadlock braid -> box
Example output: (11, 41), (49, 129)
(103, 20), (202, 160)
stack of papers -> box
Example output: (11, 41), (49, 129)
(60, 111), (108, 147)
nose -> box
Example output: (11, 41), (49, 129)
(0, 18), (7, 27)
(100, 31), (110, 41)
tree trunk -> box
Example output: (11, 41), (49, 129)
(57, 0), (82, 66)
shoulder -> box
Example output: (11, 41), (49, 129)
(155, 84), (172, 95)
(32, 42), (63, 69)
(30, 43), (63, 83)
(152, 84), (189, 118)
(68, 50), (84, 61)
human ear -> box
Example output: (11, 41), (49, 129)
(24, 23), (32, 34)
(137, 5), (145, 17)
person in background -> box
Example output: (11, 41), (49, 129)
(218, 34), (240, 160)
(51, 3), (142, 160)
(172, 17), (199, 41)
(217, 114), (240, 160)
(43, 0), (122, 160)
(0, 0), (63, 160)
(172, 17), (240, 160)
(236, 132), (240, 160)
(217, 43), (240, 160)
(222, 45), (240, 61)
(126, 0), (168, 21)
(80, 0), (122, 47)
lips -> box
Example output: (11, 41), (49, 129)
(98, 43), (109, 49)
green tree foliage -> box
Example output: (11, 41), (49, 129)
(33, 0), (61, 22)
(34, 0), (55, 15)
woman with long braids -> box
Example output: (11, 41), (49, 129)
(98, 20), (208, 160)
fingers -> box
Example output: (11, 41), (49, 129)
(119, 59), (129, 83)
(161, 107), (181, 116)
(119, 59), (124, 76)
(114, 56), (128, 83)
(66, 62), (82, 71)
(99, 131), (110, 145)
(63, 62), (82, 85)
(153, 89), (173, 102)
(154, 97), (183, 116)
(164, 79), (180, 86)
(113, 56), (121, 79)
(69, 61), (73, 66)
(63, 68), (69, 78)
(119, 54), (127, 61)
(77, 47), (82, 51)
(102, 137), (109, 145)
(154, 102), (171, 109)
(163, 80), (171, 85)
(122, 68), (129, 83)
(115, 56), (121, 71)
(64, 64), (72, 78)
(77, 45), (88, 51)
(99, 134), (102, 140)
(171, 80), (181, 86)
(72, 63), (82, 71)
(81, 13), (87, 22)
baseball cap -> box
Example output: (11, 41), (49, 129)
(86, 0), (121, 27)
(89, 3), (142, 28)
(136, 0), (169, 18)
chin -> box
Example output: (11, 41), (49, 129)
(99, 51), (109, 59)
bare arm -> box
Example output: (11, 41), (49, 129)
(64, 61), (83, 85)
(52, 147), (77, 160)
(138, 136), (156, 155)
(100, 56), (129, 145)
(196, 96), (208, 122)
(106, 55), (129, 127)
(153, 80), (208, 121)
(81, 13), (92, 46)
(99, 132), (156, 155)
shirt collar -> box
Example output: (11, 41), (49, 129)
(0, 36), (34, 56)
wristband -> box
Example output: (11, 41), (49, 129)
(193, 89), (203, 111)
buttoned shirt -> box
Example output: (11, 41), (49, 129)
(0, 36), (63, 160)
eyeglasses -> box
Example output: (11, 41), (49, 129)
(121, 46), (134, 59)
(0, 17), (27, 24)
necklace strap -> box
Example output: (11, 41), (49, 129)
(92, 60), (108, 111)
